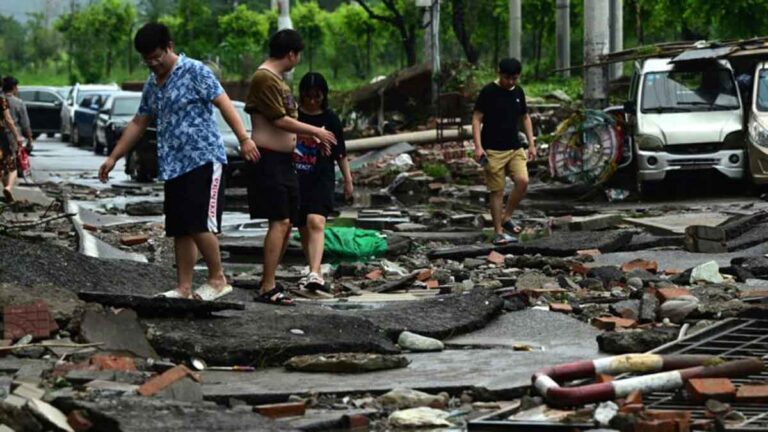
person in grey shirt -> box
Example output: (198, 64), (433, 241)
(2, 76), (32, 153)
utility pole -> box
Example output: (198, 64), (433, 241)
(609, 0), (623, 80)
(584, 0), (609, 108)
(556, 0), (570, 77)
(276, 0), (293, 30)
(508, 0), (521, 60)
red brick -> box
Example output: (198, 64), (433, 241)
(736, 384), (768, 402)
(643, 410), (691, 431)
(68, 410), (93, 431)
(365, 269), (383, 281)
(656, 287), (691, 302)
(415, 268), (433, 282)
(595, 373), (614, 383)
(425, 279), (439, 289)
(591, 316), (636, 330)
(137, 365), (201, 397)
(253, 401), (306, 418)
(82, 224), (98, 232)
(570, 262), (589, 276)
(486, 251), (505, 265)
(634, 419), (678, 432)
(577, 249), (601, 258)
(343, 413), (370, 431)
(686, 378), (736, 402)
(91, 355), (137, 372)
(120, 234), (149, 246)
(3, 300), (57, 341)
(621, 259), (658, 273)
(549, 303), (573, 314)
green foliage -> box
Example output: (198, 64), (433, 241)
(218, 5), (269, 79)
(0, 15), (27, 72)
(422, 162), (450, 179)
(292, 1), (326, 69)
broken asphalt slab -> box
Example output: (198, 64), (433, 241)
(52, 396), (296, 432)
(66, 200), (148, 263)
(199, 309), (601, 404)
(143, 290), (501, 366)
(623, 212), (731, 236)
(592, 242), (768, 270)
(0, 236), (199, 297)
(77, 292), (245, 317)
(427, 230), (635, 260)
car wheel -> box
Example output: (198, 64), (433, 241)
(72, 126), (80, 146)
(46, 132), (55, 138)
(61, 130), (70, 142)
(93, 135), (104, 155)
(32, 133), (41, 139)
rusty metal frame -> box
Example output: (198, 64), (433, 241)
(469, 318), (768, 432)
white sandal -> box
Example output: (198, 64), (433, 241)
(194, 284), (233, 301)
(155, 289), (196, 299)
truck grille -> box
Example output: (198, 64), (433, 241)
(669, 158), (719, 168)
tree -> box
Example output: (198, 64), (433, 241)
(218, 5), (269, 79)
(449, 0), (480, 65)
(173, 0), (218, 59)
(0, 15), (27, 72)
(292, 1), (326, 69)
(25, 13), (60, 71)
(324, 3), (376, 78)
(94, 0), (137, 76)
(139, 0), (176, 21)
(522, 0), (554, 77)
(353, 0), (419, 66)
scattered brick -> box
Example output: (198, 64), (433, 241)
(595, 373), (614, 383)
(486, 251), (505, 265)
(576, 249), (601, 258)
(524, 288), (567, 298)
(656, 287), (691, 303)
(137, 365), (201, 397)
(91, 355), (137, 372)
(82, 224), (98, 232)
(68, 410), (93, 432)
(253, 401), (306, 418)
(736, 384), (768, 402)
(570, 262), (589, 276)
(425, 279), (439, 289)
(3, 301), (58, 341)
(634, 419), (679, 432)
(620, 390), (643, 414)
(365, 269), (383, 281)
(343, 413), (370, 431)
(686, 378), (736, 402)
(415, 268), (433, 282)
(591, 316), (636, 331)
(549, 303), (573, 314)
(621, 259), (658, 273)
(120, 234), (149, 246)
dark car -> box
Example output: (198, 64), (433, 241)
(126, 101), (251, 183)
(72, 91), (116, 147)
(17, 86), (64, 138)
(94, 91), (142, 155)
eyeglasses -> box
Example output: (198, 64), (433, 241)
(142, 50), (167, 66)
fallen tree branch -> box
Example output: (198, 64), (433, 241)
(0, 341), (103, 352)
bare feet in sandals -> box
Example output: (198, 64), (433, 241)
(255, 285), (295, 306)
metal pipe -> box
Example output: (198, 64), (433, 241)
(346, 126), (471, 152)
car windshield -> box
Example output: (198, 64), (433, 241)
(215, 105), (251, 132)
(57, 87), (71, 99)
(641, 68), (740, 113)
(756, 69), (768, 112)
(112, 97), (141, 116)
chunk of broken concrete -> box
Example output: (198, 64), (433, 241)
(596, 329), (676, 354)
(26, 398), (74, 432)
(80, 309), (158, 359)
(125, 201), (163, 216)
(658, 295), (700, 323)
(388, 407), (452, 428)
(377, 388), (448, 409)
(284, 353), (409, 373)
(397, 331), (444, 352)
(690, 261), (724, 284)
(587, 266), (625, 287)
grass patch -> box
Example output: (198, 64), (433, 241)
(422, 162), (450, 179)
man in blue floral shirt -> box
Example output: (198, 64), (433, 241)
(99, 23), (257, 301)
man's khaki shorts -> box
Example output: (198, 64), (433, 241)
(484, 148), (528, 192)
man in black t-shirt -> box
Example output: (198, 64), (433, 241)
(472, 58), (536, 245)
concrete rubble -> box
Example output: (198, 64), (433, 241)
(2, 140), (768, 431)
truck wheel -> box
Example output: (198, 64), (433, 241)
(46, 132), (55, 138)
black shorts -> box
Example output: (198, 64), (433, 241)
(164, 162), (225, 237)
(296, 176), (334, 228)
(246, 151), (299, 223)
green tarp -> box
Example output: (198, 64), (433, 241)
(294, 227), (388, 260)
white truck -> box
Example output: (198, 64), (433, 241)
(623, 57), (746, 193)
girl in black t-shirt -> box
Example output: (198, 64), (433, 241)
(294, 72), (354, 291)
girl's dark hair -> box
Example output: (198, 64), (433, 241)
(299, 72), (329, 110)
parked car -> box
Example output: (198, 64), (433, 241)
(72, 92), (116, 147)
(94, 91), (142, 155)
(748, 63), (768, 184)
(126, 101), (251, 183)
(16, 86), (64, 138)
(623, 58), (745, 194)
(60, 83), (120, 142)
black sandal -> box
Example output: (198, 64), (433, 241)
(502, 219), (523, 235)
(255, 286), (295, 306)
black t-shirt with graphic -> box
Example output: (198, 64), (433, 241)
(294, 109), (346, 204)
(473, 83), (528, 151)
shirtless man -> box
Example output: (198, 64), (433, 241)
(243, 29), (336, 305)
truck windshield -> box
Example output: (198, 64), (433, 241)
(756, 69), (768, 112)
(641, 69), (740, 113)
